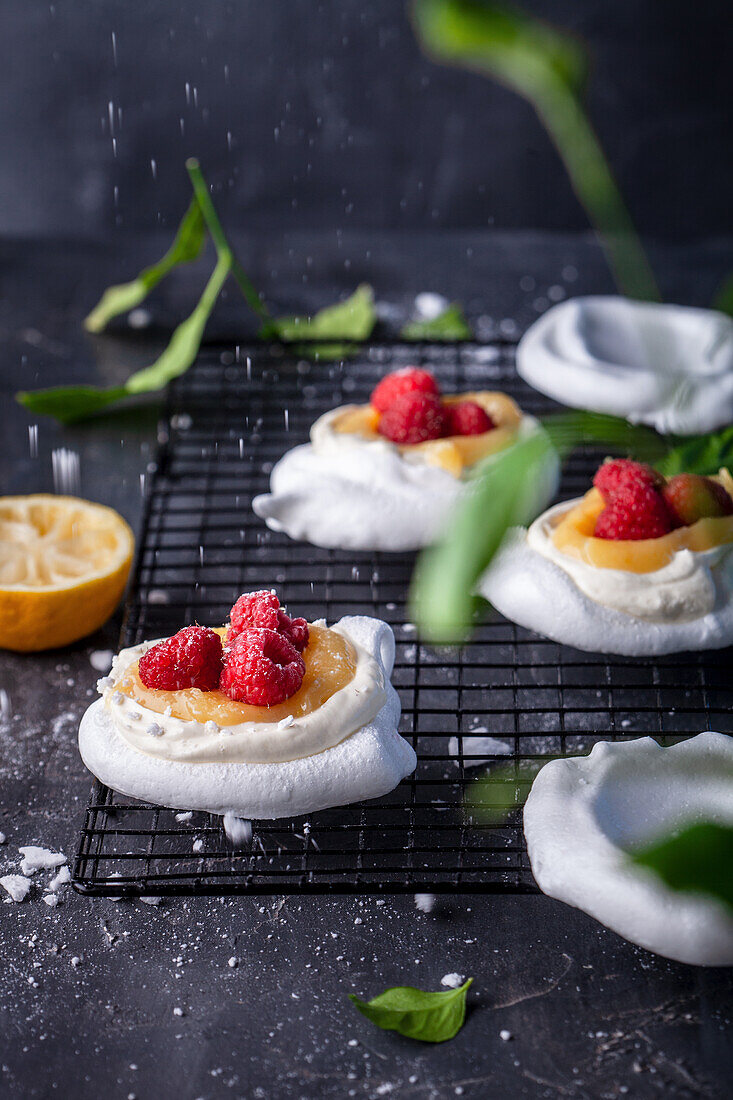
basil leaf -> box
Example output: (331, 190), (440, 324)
(411, 411), (669, 643)
(412, 0), (659, 301)
(401, 302), (472, 341)
(712, 273), (733, 317)
(411, 430), (554, 642)
(84, 199), (206, 333)
(273, 283), (376, 359)
(349, 979), (472, 1043)
(542, 411), (668, 464)
(631, 822), (733, 914)
(19, 256), (230, 423)
(657, 426), (733, 477)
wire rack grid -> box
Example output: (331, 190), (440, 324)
(72, 340), (733, 896)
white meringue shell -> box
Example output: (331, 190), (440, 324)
(524, 733), (733, 965)
(517, 296), (733, 434)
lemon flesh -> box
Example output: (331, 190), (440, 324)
(0, 494), (134, 652)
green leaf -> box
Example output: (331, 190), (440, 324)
(349, 979), (473, 1043)
(401, 302), (473, 341)
(712, 272), (733, 317)
(657, 426), (733, 478)
(272, 283), (377, 359)
(84, 199), (206, 332)
(19, 256), (230, 422)
(541, 411), (668, 464)
(631, 822), (733, 914)
(412, 0), (659, 301)
(411, 429), (555, 642)
(411, 410), (669, 643)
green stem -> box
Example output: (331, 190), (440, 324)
(534, 83), (660, 302)
(185, 158), (279, 336)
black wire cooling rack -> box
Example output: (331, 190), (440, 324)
(73, 340), (733, 896)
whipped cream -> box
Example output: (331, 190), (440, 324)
(528, 499), (730, 623)
(100, 621), (386, 765)
(517, 296), (733, 434)
(253, 406), (557, 552)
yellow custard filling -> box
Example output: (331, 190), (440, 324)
(115, 624), (357, 725)
(333, 391), (523, 477)
(552, 480), (733, 573)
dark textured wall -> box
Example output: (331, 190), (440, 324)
(1, 0), (729, 238)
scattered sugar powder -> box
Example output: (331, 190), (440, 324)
(448, 734), (512, 768)
(89, 650), (114, 672)
(223, 813), (252, 848)
(48, 865), (71, 893)
(1, 874), (32, 902)
(175, 812), (193, 823)
(440, 973), (465, 989)
(42, 894), (60, 907)
(414, 894), (435, 914)
(19, 847), (67, 876)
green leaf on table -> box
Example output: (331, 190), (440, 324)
(657, 426), (733, 477)
(401, 302), (473, 341)
(18, 256), (230, 423)
(272, 283), (376, 359)
(631, 822), (733, 914)
(84, 199), (207, 333)
(349, 979), (473, 1042)
(411, 0), (659, 302)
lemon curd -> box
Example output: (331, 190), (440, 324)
(552, 474), (733, 574)
(116, 624), (356, 725)
(333, 391), (523, 477)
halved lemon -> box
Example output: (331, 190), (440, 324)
(0, 495), (134, 652)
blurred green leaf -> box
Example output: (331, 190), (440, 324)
(401, 302), (473, 341)
(411, 411), (668, 643)
(632, 822), (733, 913)
(411, 429), (555, 642)
(350, 979), (473, 1042)
(273, 283), (376, 359)
(19, 256), (230, 422)
(657, 426), (733, 477)
(84, 199), (207, 333)
(412, 0), (659, 301)
(712, 273), (733, 316)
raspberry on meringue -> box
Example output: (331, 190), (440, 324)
(253, 369), (559, 551)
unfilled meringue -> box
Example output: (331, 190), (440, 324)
(524, 733), (733, 965)
(517, 296), (733, 434)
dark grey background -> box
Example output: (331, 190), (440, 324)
(2, 0), (730, 239)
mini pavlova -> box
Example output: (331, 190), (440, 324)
(253, 367), (558, 551)
(80, 590), (415, 818)
(479, 459), (733, 656)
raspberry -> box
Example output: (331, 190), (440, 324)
(219, 627), (305, 706)
(593, 458), (664, 503)
(594, 486), (673, 540)
(445, 401), (495, 436)
(662, 474), (733, 527)
(227, 590), (309, 652)
(378, 391), (447, 445)
(370, 368), (440, 414)
(138, 626), (223, 691)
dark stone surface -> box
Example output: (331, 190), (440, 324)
(1, 0), (730, 239)
(0, 233), (731, 1099)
